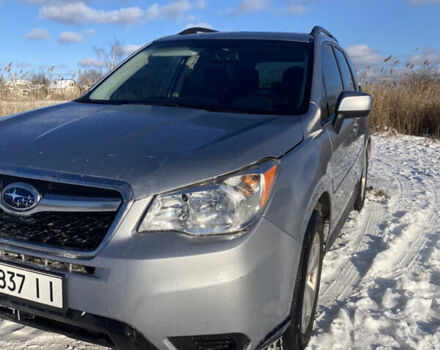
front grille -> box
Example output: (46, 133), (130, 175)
(0, 174), (122, 252)
(0, 211), (116, 251)
(194, 336), (236, 349)
(170, 334), (250, 350)
(0, 250), (94, 275)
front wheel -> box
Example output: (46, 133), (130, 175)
(269, 212), (324, 350)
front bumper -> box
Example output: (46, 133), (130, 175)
(0, 199), (301, 350)
(0, 302), (157, 349)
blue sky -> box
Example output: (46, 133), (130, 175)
(0, 0), (439, 79)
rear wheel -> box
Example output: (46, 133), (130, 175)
(267, 212), (324, 350)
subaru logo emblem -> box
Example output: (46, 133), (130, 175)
(1, 182), (41, 212)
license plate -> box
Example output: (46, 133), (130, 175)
(0, 262), (64, 309)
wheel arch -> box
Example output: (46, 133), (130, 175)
(315, 191), (331, 245)
(298, 173), (333, 247)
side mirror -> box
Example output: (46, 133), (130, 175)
(334, 91), (373, 133)
(336, 91), (373, 118)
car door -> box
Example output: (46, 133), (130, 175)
(321, 44), (358, 224)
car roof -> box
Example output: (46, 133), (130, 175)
(156, 31), (313, 43)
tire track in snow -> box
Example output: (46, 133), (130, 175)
(319, 203), (383, 305)
(309, 134), (440, 349)
(370, 137), (439, 281)
(317, 152), (402, 317)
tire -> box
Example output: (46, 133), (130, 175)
(273, 211), (324, 350)
(354, 146), (369, 211)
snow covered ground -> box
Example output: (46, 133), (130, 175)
(0, 133), (439, 349)
(309, 133), (440, 349)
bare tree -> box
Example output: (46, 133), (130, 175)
(93, 38), (125, 71)
(77, 69), (103, 90)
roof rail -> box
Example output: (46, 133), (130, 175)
(310, 26), (338, 43)
(178, 27), (218, 35)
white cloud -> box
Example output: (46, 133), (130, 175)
(20, 0), (94, 3)
(25, 28), (50, 40)
(230, 0), (270, 14)
(39, 1), (144, 25)
(196, 0), (205, 9)
(19, 0), (52, 3)
(84, 29), (96, 36)
(408, 0), (440, 5)
(15, 61), (33, 69)
(58, 31), (83, 44)
(162, 0), (192, 17)
(78, 57), (106, 68)
(184, 22), (213, 30)
(185, 14), (197, 22)
(408, 48), (440, 65)
(346, 45), (384, 66)
(122, 44), (143, 56)
(38, 1), (195, 25)
(145, 4), (159, 19)
(277, 4), (308, 15)
(146, 0), (192, 20)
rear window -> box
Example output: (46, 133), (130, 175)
(81, 39), (313, 115)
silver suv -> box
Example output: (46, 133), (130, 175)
(0, 26), (372, 350)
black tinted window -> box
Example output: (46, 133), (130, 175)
(344, 53), (358, 89)
(322, 45), (343, 116)
(334, 48), (355, 91)
(320, 78), (329, 120)
(83, 40), (312, 116)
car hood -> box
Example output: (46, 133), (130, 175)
(0, 102), (304, 198)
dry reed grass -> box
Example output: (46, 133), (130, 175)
(362, 66), (440, 138)
(0, 63), (80, 116)
(0, 100), (67, 117)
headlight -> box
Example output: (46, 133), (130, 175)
(138, 161), (279, 235)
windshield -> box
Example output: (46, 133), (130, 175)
(80, 39), (312, 115)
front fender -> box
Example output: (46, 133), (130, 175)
(263, 128), (333, 244)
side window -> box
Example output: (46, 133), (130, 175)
(321, 77), (329, 120)
(334, 48), (356, 91)
(344, 52), (359, 90)
(321, 44), (343, 116)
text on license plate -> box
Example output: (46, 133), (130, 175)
(0, 262), (63, 309)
